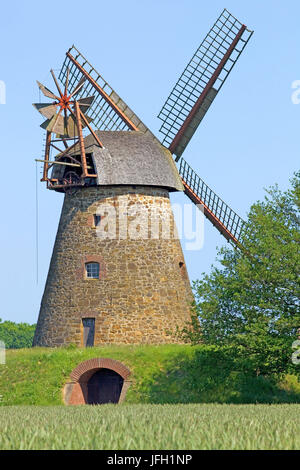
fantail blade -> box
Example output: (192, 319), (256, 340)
(40, 113), (64, 134)
(70, 76), (86, 97)
(36, 81), (59, 100)
(77, 96), (95, 114)
(51, 114), (65, 135)
(33, 103), (58, 119)
(66, 114), (78, 138)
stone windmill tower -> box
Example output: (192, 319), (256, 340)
(33, 9), (253, 347)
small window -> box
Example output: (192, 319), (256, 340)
(86, 262), (100, 279)
(93, 215), (101, 227)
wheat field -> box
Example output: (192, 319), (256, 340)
(0, 404), (299, 450)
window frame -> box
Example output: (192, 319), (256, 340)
(85, 262), (100, 279)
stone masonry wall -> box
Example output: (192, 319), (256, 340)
(33, 186), (193, 346)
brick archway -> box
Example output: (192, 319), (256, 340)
(64, 358), (131, 405)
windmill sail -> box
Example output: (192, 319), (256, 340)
(179, 158), (245, 244)
(158, 9), (253, 160)
(56, 36), (248, 246)
(58, 45), (160, 146)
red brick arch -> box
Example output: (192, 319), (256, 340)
(64, 357), (131, 405)
(70, 357), (131, 382)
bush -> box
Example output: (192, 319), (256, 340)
(179, 171), (300, 377)
(0, 319), (36, 349)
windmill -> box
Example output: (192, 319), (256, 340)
(33, 9), (253, 347)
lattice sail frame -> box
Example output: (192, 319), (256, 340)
(179, 158), (244, 243)
(58, 45), (160, 145)
(158, 9), (253, 160)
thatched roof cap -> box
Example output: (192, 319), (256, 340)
(53, 131), (183, 192)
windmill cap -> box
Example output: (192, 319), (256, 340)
(55, 131), (184, 192)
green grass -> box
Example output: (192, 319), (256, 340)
(0, 344), (300, 406)
(1, 345), (299, 450)
(0, 404), (299, 450)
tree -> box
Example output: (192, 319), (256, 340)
(0, 319), (36, 349)
(180, 171), (300, 376)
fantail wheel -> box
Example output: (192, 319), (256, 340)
(33, 69), (94, 137)
(33, 69), (103, 188)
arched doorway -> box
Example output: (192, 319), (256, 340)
(64, 357), (131, 405)
(87, 368), (124, 404)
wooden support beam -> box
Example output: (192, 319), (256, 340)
(42, 131), (52, 181)
(74, 101), (88, 177)
(52, 140), (79, 161)
(66, 51), (138, 131)
(35, 159), (92, 169)
(79, 109), (104, 148)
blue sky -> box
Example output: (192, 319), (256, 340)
(0, 0), (299, 324)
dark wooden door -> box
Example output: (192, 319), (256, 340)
(82, 318), (95, 347)
(87, 368), (124, 404)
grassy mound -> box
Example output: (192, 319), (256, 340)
(0, 344), (299, 406)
